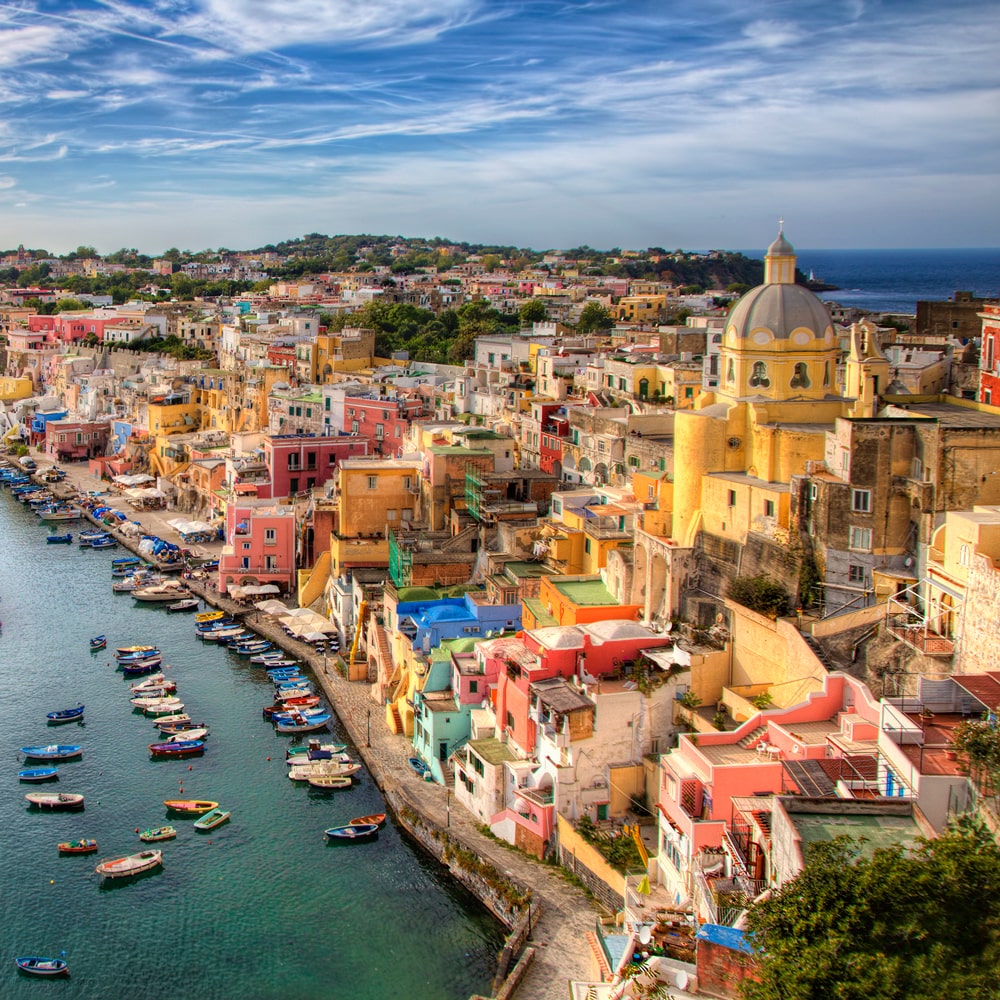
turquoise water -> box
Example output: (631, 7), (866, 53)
(0, 491), (504, 999)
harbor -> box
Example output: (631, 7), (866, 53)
(1, 455), (598, 1000)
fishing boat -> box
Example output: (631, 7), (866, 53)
(156, 720), (206, 735)
(164, 799), (218, 815)
(111, 556), (142, 575)
(89, 536), (118, 549)
(131, 693), (183, 710)
(14, 956), (69, 977)
(308, 774), (353, 791)
(120, 657), (163, 675)
(251, 651), (294, 664)
(46, 533), (73, 544)
(201, 627), (249, 643)
(133, 582), (192, 603)
(271, 705), (327, 722)
(274, 713), (331, 734)
(193, 807), (231, 831)
(286, 741), (346, 760)
(58, 838), (98, 854)
(36, 505), (81, 521)
(19, 767), (58, 782)
(90, 634), (107, 650)
(288, 761), (360, 781)
(152, 713), (192, 729)
(285, 748), (352, 766)
(138, 825), (177, 842)
(46, 704), (85, 725)
(149, 739), (205, 757)
(324, 822), (379, 843)
(115, 644), (158, 658)
(164, 726), (208, 742)
(350, 813), (387, 827)
(25, 791), (85, 810)
(130, 674), (176, 693)
(195, 610), (226, 622)
(142, 701), (186, 718)
(95, 849), (162, 880)
(408, 757), (431, 778)
(79, 528), (110, 545)
(21, 744), (82, 760)
(166, 598), (200, 613)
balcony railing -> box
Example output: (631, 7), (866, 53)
(886, 589), (956, 657)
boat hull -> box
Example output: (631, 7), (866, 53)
(193, 808), (231, 831)
(15, 957), (69, 977)
(164, 799), (218, 815)
(26, 792), (85, 810)
(95, 849), (163, 879)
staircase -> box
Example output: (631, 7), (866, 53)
(803, 633), (838, 671)
(738, 726), (767, 749)
(388, 702), (404, 735)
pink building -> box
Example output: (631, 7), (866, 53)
(28, 314), (131, 344)
(218, 498), (297, 596)
(343, 393), (425, 456)
(262, 434), (370, 499)
(44, 419), (111, 461)
(656, 672), (893, 908)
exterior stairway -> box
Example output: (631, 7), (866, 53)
(803, 633), (838, 671)
(738, 725), (767, 749)
(388, 702), (404, 735)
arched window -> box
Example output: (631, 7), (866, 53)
(790, 362), (811, 389)
(749, 361), (770, 388)
(727, 358), (735, 383)
(823, 361), (831, 387)
(638, 377), (649, 400)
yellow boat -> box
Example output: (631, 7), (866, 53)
(194, 610), (225, 623)
(163, 799), (218, 815)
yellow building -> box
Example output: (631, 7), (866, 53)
(0, 375), (33, 402)
(328, 457), (422, 576)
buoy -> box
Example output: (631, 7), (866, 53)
(266, 757), (271, 761)
(188, 765), (193, 771)
(50, 880), (54, 885)
(135, 827), (139, 833)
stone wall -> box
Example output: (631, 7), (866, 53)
(955, 552), (1000, 674)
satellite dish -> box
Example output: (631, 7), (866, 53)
(638, 924), (652, 945)
(664, 621), (673, 632)
(675, 971), (689, 990)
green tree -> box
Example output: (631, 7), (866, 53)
(577, 301), (612, 334)
(727, 574), (790, 618)
(519, 298), (548, 327)
(742, 822), (1000, 1000)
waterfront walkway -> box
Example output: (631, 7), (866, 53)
(42, 460), (601, 999)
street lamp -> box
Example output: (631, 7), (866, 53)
(366, 708), (371, 748)
(446, 788), (451, 828)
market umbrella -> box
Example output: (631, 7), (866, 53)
(636, 875), (651, 896)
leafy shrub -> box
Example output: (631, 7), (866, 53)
(728, 574), (790, 618)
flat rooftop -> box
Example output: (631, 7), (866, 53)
(887, 401), (1000, 429)
(790, 812), (922, 852)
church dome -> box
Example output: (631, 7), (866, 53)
(726, 281), (834, 345)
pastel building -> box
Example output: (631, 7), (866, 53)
(262, 433), (369, 499)
(218, 498), (297, 595)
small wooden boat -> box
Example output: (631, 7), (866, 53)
(90, 634), (107, 650)
(21, 744), (82, 760)
(26, 791), (85, 810)
(89, 537), (118, 549)
(289, 761), (360, 781)
(46, 704), (85, 724)
(58, 838), (98, 854)
(194, 610), (226, 622)
(152, 713), (192, 729)
(46, 532), (73, 544)
(193, 807), (231, 831)
(156, 720), (206, 735)
(19, 766), (59, 782)
(149, 739), (204, 757)
(308, 774), (353, 790)
(143, 700), (186, 717)
(115, 644), (158, 658)
(139, 825), (177, 842)
(130, 674), (176, 693)
(408, 756), (430, 778)
(324, 822), (379, 842)
(286, 741), (346, 760)
(95, 849), (162, 880)
(167, 598), (200, 613)
(275, 714), (330, 734)
(164, 726), (208, 742)
(120, 657), (163, 675)
(164, 799), (218, 815)
(14, 956), (69, 977)
(350, 813), (387, 827)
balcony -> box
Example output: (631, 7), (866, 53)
(886, 588), (956, 657)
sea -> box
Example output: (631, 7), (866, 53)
(0, 495), (504, 999)
(741, 247), (1000, 315)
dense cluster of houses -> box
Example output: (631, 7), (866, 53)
(3, 230), (1000, 994)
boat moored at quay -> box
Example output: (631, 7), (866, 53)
(0, 478), (506, 997)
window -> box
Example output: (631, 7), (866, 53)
(367, 475), (378, 490)
(809, 483), (819, 501)
(394, 425), (402, 437)
(241, 556), (250, 569)
(849, 526), (872, 551)
(351, 421), (359, 434)
(265, 555), (277, 570)
(505, 711), (515, 731)
(402, 508), (413, 520)
(727, 489), (736, 507)
(749, 361), (770, 388)
(585, 538), (592, 554)
(851, 489), (871, 513)
(469, 680), (478, 694)
(289, 478), (298, 493)
(242, 542), (251, 551)
(848, 564), (867, 585)
(647, 485), (655, 500)
(790, 362), (811, 389)
(960, 544), (970, 567)
(264, 528), (276, 544)
(402, 477), (411, 490)
(764, 499), (775, 518)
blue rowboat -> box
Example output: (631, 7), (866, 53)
(15, 956), (69, 977)
(324, 822), (379, 843)
(90, 635), (107, 650)
(21, 744), (82, 760)
(149, 739), (205, 757)
(19, 767), (59, 782)
(46, 533), (73, 544)
(46, 704), (84, 724)
(408, 756), (431, 778)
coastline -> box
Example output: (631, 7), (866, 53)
(20, 455), (600, 1000)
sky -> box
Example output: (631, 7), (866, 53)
(0, 0), (997, 255)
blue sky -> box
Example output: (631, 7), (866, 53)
(0, 0), (997, 254)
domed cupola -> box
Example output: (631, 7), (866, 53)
(720, 225), (839, 401)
